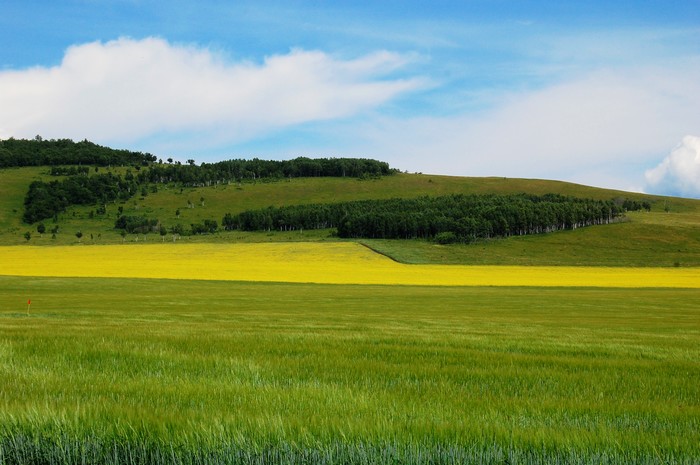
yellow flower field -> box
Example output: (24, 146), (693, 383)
(1, 242), (699, 287)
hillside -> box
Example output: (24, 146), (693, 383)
(2, 164), (700, 266)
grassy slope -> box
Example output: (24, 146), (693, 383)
(1, 276), (698, 462)
(2, 167), (700, 266)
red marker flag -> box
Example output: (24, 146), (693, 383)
(28, 299), (31, 305)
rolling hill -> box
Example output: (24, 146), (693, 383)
(2, 164), (699, 267)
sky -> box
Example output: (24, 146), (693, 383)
(1, 1), (700, 197)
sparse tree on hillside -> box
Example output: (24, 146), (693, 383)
(75, 231), (83, 243)
(24, 231), (31, 241)
(37, 223), (45, 237)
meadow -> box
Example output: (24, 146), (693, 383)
(0, 276), (698, 464)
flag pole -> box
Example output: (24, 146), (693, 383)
(27, 299), (31, 316)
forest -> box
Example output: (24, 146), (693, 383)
(1, 137), (392, 181)
(223, 194), (649, 242)
(0, 137), (155, 167)
(23, 173), (136, 224)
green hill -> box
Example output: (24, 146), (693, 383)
(2, 164), (699, 267)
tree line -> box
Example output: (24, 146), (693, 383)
(223, 194), (642, 242)
(114, 215), (161, 234)
(1, 137), (393, 182)
(135, 157), (393, 186)
(112, 215), (218, 237)
(0, 137), (156, 167)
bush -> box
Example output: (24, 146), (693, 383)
(115, 215), (159, 234)
(434, 231), (457, 244)
(191, 219), (218, 235)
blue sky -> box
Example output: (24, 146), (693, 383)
(2, 1), (700, 196)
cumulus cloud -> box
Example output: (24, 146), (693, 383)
(0, 37), (423, 147)
(645, 136), (700, 198)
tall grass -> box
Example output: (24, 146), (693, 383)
(1, 277), (698, 463)
(1, 431), (694, 465)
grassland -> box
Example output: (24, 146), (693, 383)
(3, 166), (700, 267)
(1, 276), (699, 464)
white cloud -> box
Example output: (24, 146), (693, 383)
(0, 37), (423, 146)
(358, 63), (700, 190)
(645, 136), (700, 198)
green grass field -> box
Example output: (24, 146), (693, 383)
(1, 276), (698, 464)
(3, 165), (700, 463)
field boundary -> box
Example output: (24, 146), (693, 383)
(357, 241), (403, 263)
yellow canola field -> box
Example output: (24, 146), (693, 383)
(1, 242), (700, 288)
